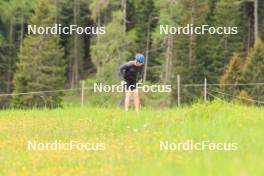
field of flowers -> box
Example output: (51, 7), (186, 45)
(0, 101), (263, 176)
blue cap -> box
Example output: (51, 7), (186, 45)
(135, 53), (145, 64)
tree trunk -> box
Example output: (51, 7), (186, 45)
(143, 21), (150, 82)
(246, 19), (251, 56)
(121, 0), (126, 34)
(189, 5), (194, 66)
(165, 34), (173, 84)
(54, 0), (58, 24)
(7, 19), (13, 92)
(20, 14), (24, 46)
(96, 18), (101, 77)
(71, 0), (79, 88)
(254, 0), (258, 41)
(120, 0), (127, 66)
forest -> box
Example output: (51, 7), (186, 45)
(0, 0), (263, 108)
(1, 1), (264, 175)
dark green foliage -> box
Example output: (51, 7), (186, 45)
(241, 39), (264, 103)
(259, 0), (264, 41)
(127, 0), (158, 53)
(0, 0), (37, 108)
(0, 44), (16, 108)
(12, 0), (66, 108)
(0, 0), (263, 107)
(59, 0), (94, 87)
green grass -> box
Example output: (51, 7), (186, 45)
(0, 101), (263, 176)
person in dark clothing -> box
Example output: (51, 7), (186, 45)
(119, 53), (145, 112)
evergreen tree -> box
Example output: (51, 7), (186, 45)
(220, 53), (242, 98)
(258, 0), (264, 41)
(0, 0), (37, 108)
(0, 0), (263, 107)
(241, 39), (264, 103)
(0, 40), (15, 108)
(175, 0), (208, 103)
(59, 0), (95, 87)
(152, 0), (180, 83)
(127, 0), (158, 81)
(12, 0), (66, 108)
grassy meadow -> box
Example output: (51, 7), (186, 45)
(0, 101), (264, 176)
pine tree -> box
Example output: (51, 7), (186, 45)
(0, 41), (15, 108)
(12, 0), (66, 108)
(241, 39), (264, 103)
(220, 53), (242, 98)
(128, 0), (158, 82)
(258, 0), (264, 41)
(0, 0), (37, 108)
(175, 0), (208, 103)
(152, 0), (179, 84)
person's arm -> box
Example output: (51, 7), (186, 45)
(119, 63), (128, 80)
(137, 67), (144, 82)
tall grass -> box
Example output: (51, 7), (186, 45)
(0, 101), (263, 175)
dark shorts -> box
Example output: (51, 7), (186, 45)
(125, 80), (137, 91)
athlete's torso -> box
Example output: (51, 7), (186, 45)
(120, 61), (143, 81)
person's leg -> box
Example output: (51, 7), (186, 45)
(125, 91), (131, 111)
(133, 89), (139, 112)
